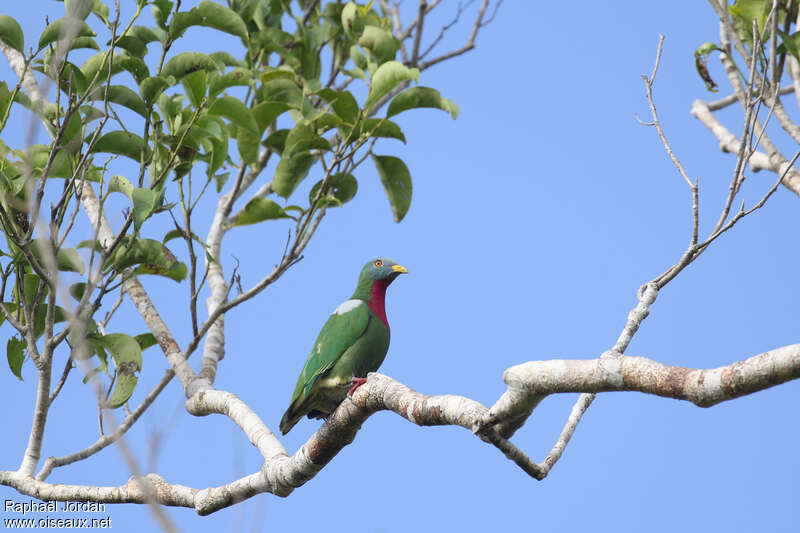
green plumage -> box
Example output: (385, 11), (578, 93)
(279, 258), (406, 435)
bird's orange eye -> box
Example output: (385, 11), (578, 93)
(374, 259), (383, 267)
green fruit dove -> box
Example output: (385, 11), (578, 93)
(279, 258), (408, 435)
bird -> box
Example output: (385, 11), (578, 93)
(279, 258), (408, 435)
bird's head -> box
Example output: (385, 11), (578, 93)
(360, 258), (408, 284)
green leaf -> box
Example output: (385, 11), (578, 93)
(209, 68), (253, 97)
(7, 336), (25, 380)
(343, 67), (366, 81)
(108, 238), (187, 282)
(139, 76), (170, 105)
(134, 260), (187, 282)
(168, 11), (202, 40)
(161, 229), (184, 243)
(32, 305), (68, 340)
(372, 154), (411, 222)
(365, 61), (419, 112)
(359, 118), (405, 143)
(66, 0), (94, 20)
(272, 153), (314, 198)
(252, 101), (292, 132)
(309, 173), (358, 207)
(260, 78), (302, 107)
(80, 52), (117, 84)
(259, 67), (297, 85)
(38, 17), (96, 50)
(56, 248), (86, 274)
(89, 131), (150, 161)
(113, 35), (147, 57)
(0, 15), (24, 52)
(80, 105), (105, 124)
(91, 0), (110, 23)
(152, 0), (174, 28)
(95, 333), (142, 408)
(213, 171), (229, 192)
(386, 86), (459, 119)
(69, 282), (87, 301)
(209, 51), (246, 68)
(208, 134), (229, 176)
(341, 2), (363, 37)
(90, 85), (148, 117)
(81, 106), (104, 126)
(0, 81), (12, 124)
(191, 1), (248, 40)
(134, 333), (158, 351)
(170, 2), (248, 40)
(161, 52), (218, 81)
(132, 188), (157, 231)
(358, 25), (400, 64)
(312, 113), (343, 133)
(25, 144), (73, 179)
(778, 31), (800, 60)
(196, 114), (225, 140)
(728, 0), (769, 32)
(236, 126), (260, 166)
(208, 95), (258, 133)
(156, 93), (182, 124)
(0, 303), (66, 340)
(181, 70), (207, 108)
(229, 198), (288, 227)
(69, 36), (100, 51)
(59, 112), (84, 153)
(263, 129), (289, 153)
(130, 25), (160, 44)
(77, 239), (104, 252)
(115, 55), (150, 84)
(162, 228), (210, 253)
(46, 61), (89, 96)
(350, 44), (367, 71)
(13, 273), (46, 307)
(284, 120), (331, 157)
(317, 88), (359, 124)
(30, 239), (86, 274)
(107, 175), (133, 199)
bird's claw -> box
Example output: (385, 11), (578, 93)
(348, 377), (367, 396)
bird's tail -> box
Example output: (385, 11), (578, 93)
(279, 399), (303, 435)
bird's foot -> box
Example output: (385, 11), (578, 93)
(348, 377), (367, 396)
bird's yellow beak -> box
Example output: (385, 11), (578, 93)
(392, 264), (408, 274)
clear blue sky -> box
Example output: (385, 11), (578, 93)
(2, 2), (799, 532)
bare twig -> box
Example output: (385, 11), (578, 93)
(411, 0), (427, 65)
(37, 370), (175, 482)
(639, 35), (699, 245)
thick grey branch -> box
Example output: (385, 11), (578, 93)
(4, 339), (800, 512)
(500, 343), (800, 408)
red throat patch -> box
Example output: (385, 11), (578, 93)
(367, 279), (390, 328)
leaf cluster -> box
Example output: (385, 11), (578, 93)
(0, 0), (457, 407)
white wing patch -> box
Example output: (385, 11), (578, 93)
(333, 299), (363, 315)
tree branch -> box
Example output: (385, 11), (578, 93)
(36, 370), (175, 482)
(5, 340), (800, 513)
(500, 343), (800, 407)
(691, 99), (800, 196)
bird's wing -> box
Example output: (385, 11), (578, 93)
(288, 300), (371, 405)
